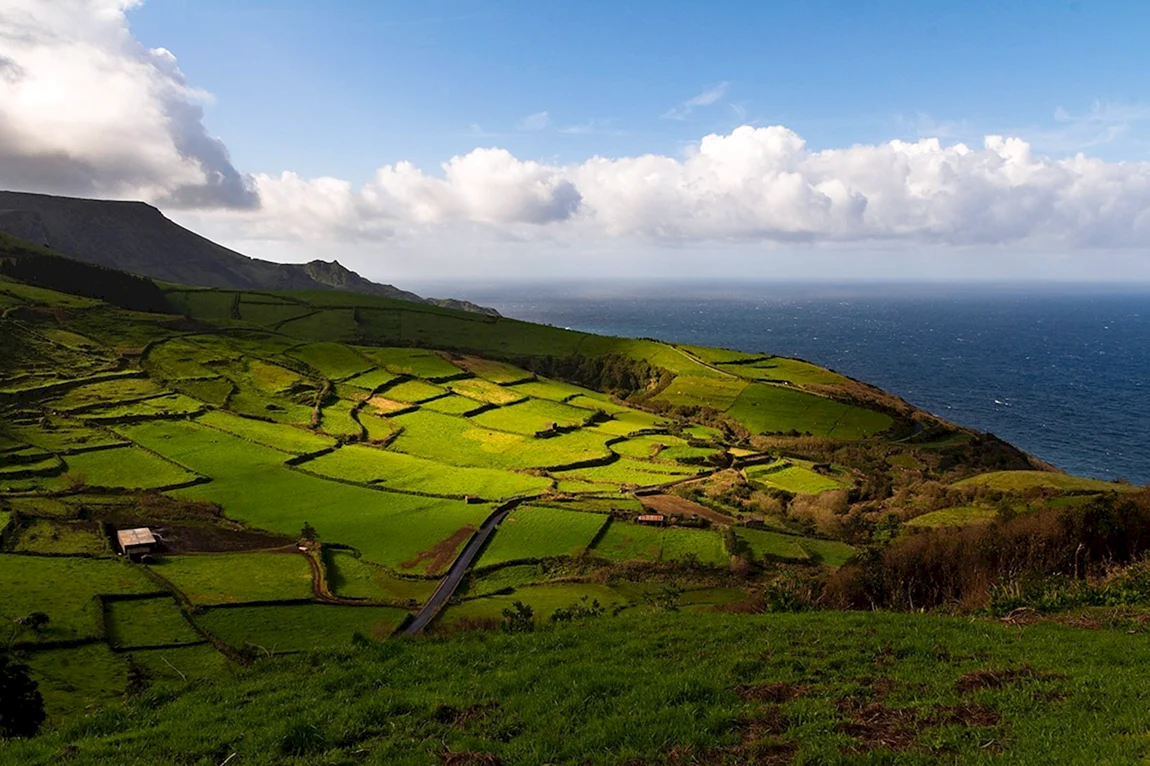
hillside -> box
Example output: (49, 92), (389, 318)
(0, 190), (496, 315)
(1, 248), (1148, 762)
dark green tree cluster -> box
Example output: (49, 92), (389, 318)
(513, 354), (672, 399)
(0, 653), (45, 739)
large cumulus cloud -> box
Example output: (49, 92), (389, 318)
(248, 125), (1150, 248)
(0, 0), (257, 208)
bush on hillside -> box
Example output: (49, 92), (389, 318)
(824, 492), (1150, 611)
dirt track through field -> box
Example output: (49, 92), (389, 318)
(638, 494), (735, 526)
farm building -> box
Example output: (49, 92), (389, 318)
(636, 514), (666, 526)
(116, 527), (159, 559)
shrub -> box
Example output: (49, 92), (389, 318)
(500, 601), (535, 633)
(0, 652), (46, 739)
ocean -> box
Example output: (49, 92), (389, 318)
(416, 281), (1150, 485)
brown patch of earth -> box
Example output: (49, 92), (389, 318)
(835, 698), (920, 752)
(439, 751), (501, 766)
(640, 494), (735, 525)
(401, 526), (476, 575)
(154, 523), (294, 554)
(955, 665), (1065, 695)
(736, 681), (808, 703)
(367, 396), (410, 413)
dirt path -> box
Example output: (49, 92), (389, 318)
(638, 493), (736, 526)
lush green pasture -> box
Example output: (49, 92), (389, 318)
(381, 379), (447, 403)
(47, 378), (168, 410)
(719, 356), (849, 387)
(0, 555), (157, 643)
(507, 378), (589, 401)
(196, 603), (409, 653)
(275, 308), (360, 342)
(733, 527), (810, 563)
(469, 398), (593, 434)
(476, 506), (609, 568)
(63, 446), (199, 489)
(342, 368), (399, 391)
(9, 417), (127, 452)
(419, 393), (483, 415)
(453, 356), (534, 384)
(746, 461), (847, 494)
(129, 644), (234, 686)
(323, 549), (438, 605)
(443, 583), (627, 625)
(197, 410), (335, 454)
(610, 433), (688, 459)
(907, 506), (1000, 528)
(151, 553), (313, 605)
(354, 347), (462, 379)
(237, 301), (313, 327)
(318, 402), (362, 438)
(726, 382), (892, 438)
(449, 377), (525, 405)
(79, 393), (205, 421)
(285, 342), (373, 380)
(118, 420), (492, 571)
(304, 444), (551, 499)
(652, 374), (747, 410)
(554, 457), (697, 488)
(13, 519), (107, 556)
(953, 470), (1137, 493)
(388, 409), (613, 470)
(592, 520), (728, 566)
(22, 644), (130, 723)
(105, 597), (202, 648)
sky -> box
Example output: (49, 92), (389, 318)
(2, 0), (1150, 284)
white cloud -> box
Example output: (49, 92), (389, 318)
(662, 82), (730, 120)
(517, 111), (549, 131)
(0, 0), (256, 208)
(235, 125), (1150, 250)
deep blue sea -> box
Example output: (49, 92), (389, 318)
(414, 281), (1150, 485)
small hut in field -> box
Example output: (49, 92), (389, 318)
(116, 528), (158, 559)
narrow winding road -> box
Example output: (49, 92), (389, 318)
(401, 501), (518, 635)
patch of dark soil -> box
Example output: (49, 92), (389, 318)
(736, 681), (807, 704)
(640, 494), (735, 526)
(439, 751), (501, 766)
(927, 704), (1002, 728)
(402, 526), (475, 575)
(955, 665), (1065, 695)
(433, 702), (500, 729)
(153, 523), (294, 554)
(742, 705), (791, 739)
(835, 699), (919, 752)
(663, 739), (797, 766)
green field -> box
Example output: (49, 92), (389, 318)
(449, 377), (525, 405)
(150, 552), (314, 605)
(355, 347), (462, 379)
(105, 597), (202, 648)
(652, 374), (747, 410)
(746, 461), (847, 494)
(285, 342), (373, 380)
(726, 382), (893, 438)
(388, 409), (613, 470)
(381, 379), (447, 403)
(323, 549), (438, 605)
(554, 457), (698, 488)
(907, 506), (1000, 528)
(196, 603), (409, 653)
(506, 378), (589, 401)
(733, 527), (811, 563)
(476, 506), (609, 568)
(442, 583), (627, 625)
(119, 420), (492, 571)
(469, 398), (594, 434)
(303, 444), (552, 499)
(0, 555), (158, 644)
(12, 519), (107, 556)
(591, 520), (728, 566)
(198, 410), (335, 454)
(953, 470), (1137, 493)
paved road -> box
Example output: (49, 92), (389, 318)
(402, 502), (517, 635)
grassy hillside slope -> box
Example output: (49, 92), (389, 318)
(4, 610), (1150, 765)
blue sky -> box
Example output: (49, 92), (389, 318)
(129, 0), (1150, 181)
(3, 0), (1150, 283)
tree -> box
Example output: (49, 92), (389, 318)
(0, 653), (46, 739)
(300, 522), (319, 541)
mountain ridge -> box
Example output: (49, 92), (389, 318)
(0, 190), (498, 316)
